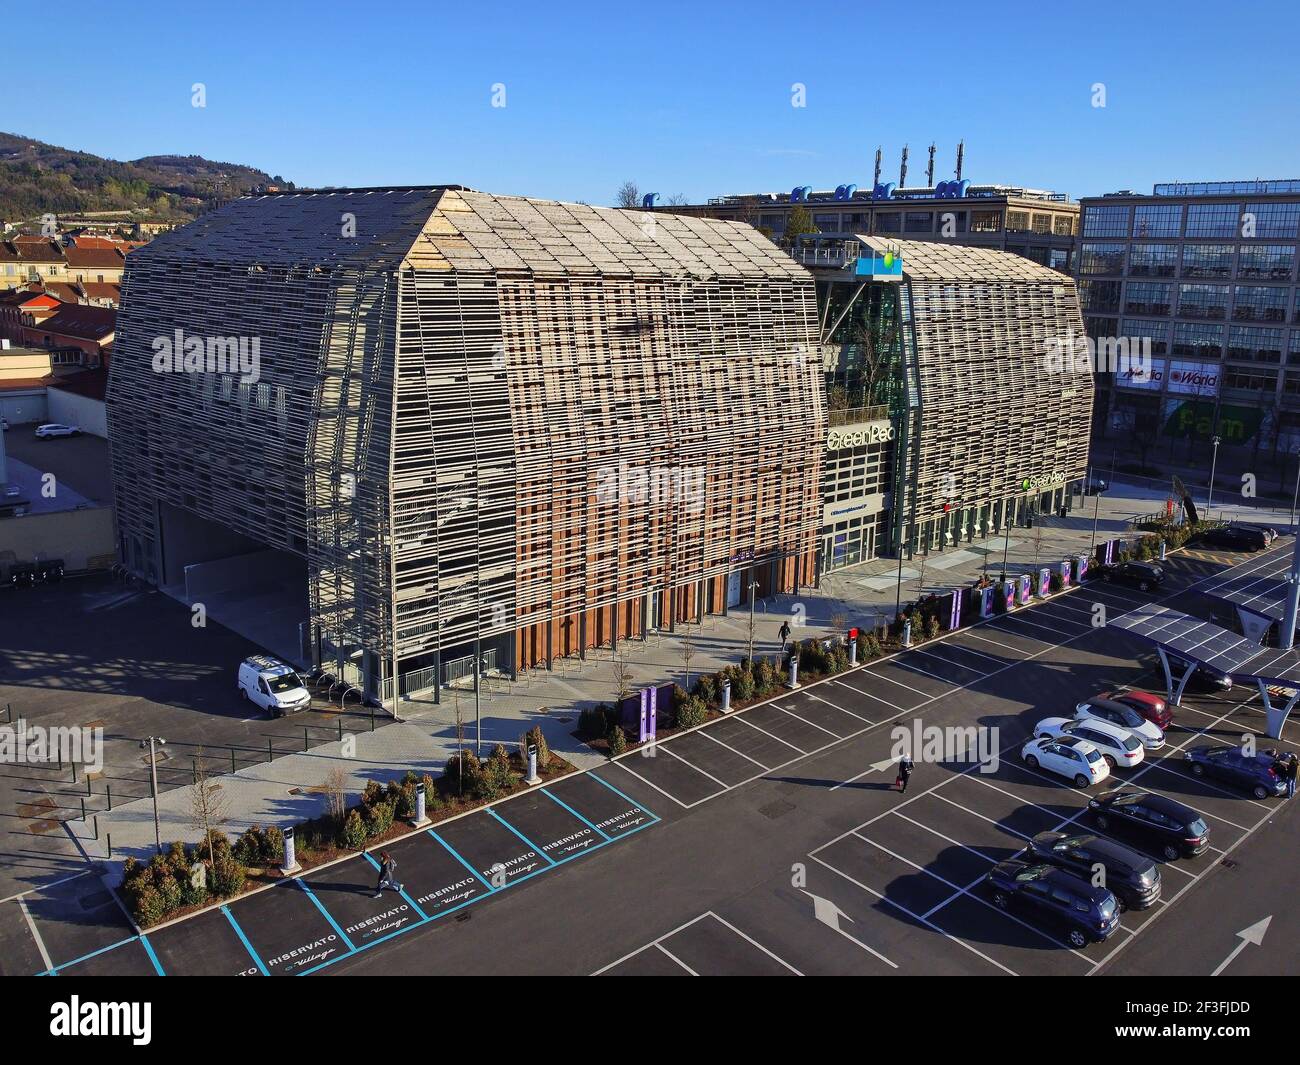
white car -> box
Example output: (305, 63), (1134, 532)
(34, 423), (81, 439)
(237, 655), (311, 716)
(1074, 697), (1166, 751)
(1034, 716), (1144, 770)
(1021, 736), (1111, 788)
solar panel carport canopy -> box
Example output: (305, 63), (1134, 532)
(1206, 568), (1291, 622)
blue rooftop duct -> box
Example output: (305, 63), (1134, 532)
(641, 193), (660, 209)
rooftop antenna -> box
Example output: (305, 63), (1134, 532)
(873, 147), (882, 187)
(926, 143), (936, 187)
(899, 144), (909, 188)
(956, 140), (965, 181)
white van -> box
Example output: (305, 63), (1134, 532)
(237, 655), (311, 716)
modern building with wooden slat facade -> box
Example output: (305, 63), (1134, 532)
(108, 187), (823, 703)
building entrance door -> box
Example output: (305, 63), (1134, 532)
(726, 570), (742, 608)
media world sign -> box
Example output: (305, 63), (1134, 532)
(826, 419), (895, 451)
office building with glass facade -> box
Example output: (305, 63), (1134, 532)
(1077, 180), (1300, 482)
(805, 235), (1093, 574)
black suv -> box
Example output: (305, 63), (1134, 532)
(1026, 831), (1162, 910)
(1196, 525), (1268, 552)
(1096, 560), (1164, 592)
(985, 860), (1121, 947)
(1087, 788), (1210, 860)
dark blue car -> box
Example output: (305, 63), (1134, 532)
(1184, 744), (1286, 799)
(985, 859), (1121, 948)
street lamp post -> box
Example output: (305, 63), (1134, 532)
(1000, 498), (1014, 579)
(747, 570), (759, 663)
(1207, 435), (1222, 519)
(473, 639), (483, 756)
(1290, 448), (1300, 531)
(140, 735), (166, 855)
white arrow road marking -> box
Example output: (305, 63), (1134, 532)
(1211, 916), (1271, 976)
(803, 890), (898, 968)
(829, 757), (898, 793)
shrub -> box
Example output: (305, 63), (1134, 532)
(387, 777), (417, 820)
(475, 755), (514, 801)
(444, 749), (482, 793)
(694, 674), (717, 706)
(341, 808), (367, 849)
(210, 855), (246, 897)
(1049, 571), (1063, 593)
(676, 696), (708, 729)
(607, 724), (628, 756)
(925, 614), (941, 641)
(362, 780), (385, 807)
(365, 799), (395, 838)
(263, 826), (285, 864)
(734, 668), (756, 701)
(233, 826), (266, 866)
(132, 885), (166, 928)
(179, 873), (209, 908)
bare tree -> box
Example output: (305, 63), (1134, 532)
(188, 749), (228, 867)
(612, 647), (634, 707)
(322, 767), (348, 827)
(680, 624), (697, 690)
(452, 691), (466, 799)
(615, 181), (641, 209)
(665, 193), (689, 206)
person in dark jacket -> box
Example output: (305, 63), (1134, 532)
(372, 850), (403, 898)
(1284, 753), (1298, 799)
(895, 754), (915, 794)
(778, 620), (792, 651)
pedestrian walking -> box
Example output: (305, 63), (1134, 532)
(778, 620), (792, 652)
(894, 754), (914, 795)
(372, 850), (403, 898)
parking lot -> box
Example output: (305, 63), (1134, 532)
(4, 537), (1296, 977)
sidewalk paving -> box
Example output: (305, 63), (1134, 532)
(71, 476), (1295, 883)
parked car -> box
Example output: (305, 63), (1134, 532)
(237, 655), (311, 716)
(1084, 478), (1108, 496)
(1034, 716), (1144, 770)
(33, 423), (81, 439)
(1088, 788), (1210, 860)
(1167, 656), (1234, 692)
(1026, 831), (1162, 911)
(1096, 560), (1164, 592)
(1074, 697), (1166, 750)
(1095, 689), (1172, 730)
(1021, 736), (1111, 787)
(1228, 522), (1276, 545)
(985, 860), (1122, 947)
(1195, 525), (1267, 552)
(1183, 744), (1287, 799)
(0, 416), (8, 431)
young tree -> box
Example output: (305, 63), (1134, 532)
(188, 749), (228, 867)
(680, 624), (697, 690)
(612, 647), (634, 707)
(783, 205), (818, 247)
(322, 766), (348, 827)
(665, 193), (689, 206)
(615, 181), (641, 209)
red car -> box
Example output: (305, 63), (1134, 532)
(1098, 690), (1172, 730)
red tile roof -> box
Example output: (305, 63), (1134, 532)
(47, 367), (108, 401)
(63, 246), (126, 269)
(31, 304), (115, 341)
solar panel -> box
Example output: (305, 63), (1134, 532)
(1114, 601), (1300, 685)
(1206, 570), (1292, 621)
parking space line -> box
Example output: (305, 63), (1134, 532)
(890, 811), (1004, 865)
(886, 657), (967, 687)
(967, 771), (1077, 822)
(658, 745), (732, 789)
(860, 668), (932, 697)
(0, 868), (97, 907)
(487, 807), (557, 866)
(587, 771), (661, 822)
(997, 613), (1084, 639)
(17, 896), (53, 972)
(592, 913), (715, 974)
(42, 933), (143, 976)
(776, 705), (843, 738)
(853, 832), (1092, 962)
(222, 904), (269, 975)
(139, 934), (166, 976)
(735, 715), (807, 753)
(698, 729), (770, 769)
(804, 689), (875, 724)
(428, 829), (498, 890)
(655, 942), (699, 975)
(832, 679), (906, 711)
(296, 878), (357, 953)
(930, 790), (1034, 840)
(708, 912), (805, 975)
(542, 788), (613, 841)
(1140, 761), (1271, 816)
(957, 629), (1030, 656)
(931, 641), (1006, 667)
(909, 646), (987, 675)
(604, 759), (694, 809)
(809, 853), (1018, 976)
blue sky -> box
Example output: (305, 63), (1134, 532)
(16, 0), (1300, 205)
